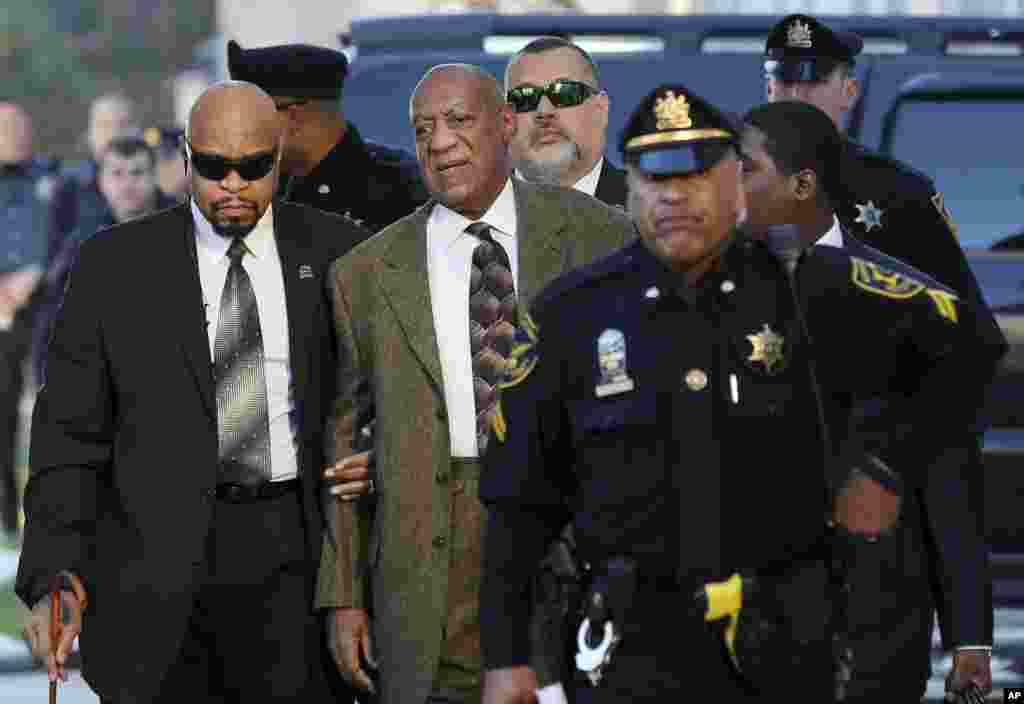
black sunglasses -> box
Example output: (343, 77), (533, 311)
(506, 79), (599, 113)
(186, 142), (278, 181)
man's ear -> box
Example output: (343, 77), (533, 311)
(792, 169), (818, 202)
(842, 75), (861, 113)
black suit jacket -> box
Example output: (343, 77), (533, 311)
(593, 158), (627, 209)
(16, 200), (365, 700)
(840, 235), (995, 697)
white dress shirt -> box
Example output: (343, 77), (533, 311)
(815, 216), (844, 248)
(426, 178), (519, 458)
(191, 199), (298, 482)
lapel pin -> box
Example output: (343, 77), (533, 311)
(298, 264), (314, 279)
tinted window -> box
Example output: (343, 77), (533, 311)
(886, 98), (1024, 247)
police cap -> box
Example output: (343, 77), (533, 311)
(764, 14), (863, 82)
(619, 84), (738, 177)
(226, 40), (347, 100)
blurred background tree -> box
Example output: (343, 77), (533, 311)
(0, 0), (215, 162)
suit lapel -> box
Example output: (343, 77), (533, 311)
(379, 206), (445, 389)
(274, 202), (319, 402)
(513, 179), (566, 304)
(174, 208), (217, 420)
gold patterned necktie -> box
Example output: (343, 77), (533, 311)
(467, 222), (517, 454)
(213, 238), (272, 485)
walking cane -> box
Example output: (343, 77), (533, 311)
(48, 571), (88, 704)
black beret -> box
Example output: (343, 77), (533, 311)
(227, 40), (347, 100)
(764, 14), (863, 82)
(619, 84), (738, 177)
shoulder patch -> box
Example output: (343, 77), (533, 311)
(931, 192), (959, 238)
(491, 305), (540, 443)
(850, 256), (959, 323)
(851, 256), (925, 298)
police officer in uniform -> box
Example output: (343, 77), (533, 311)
(0, 102), (56, 537)
(765, 16), (997, 700)
(764, 14), (985, 310)
(477, 85), (1005, 704)
(228, 40), (428, 234)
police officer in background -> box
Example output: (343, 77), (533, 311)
(764, 14), (985, 310)
(228, 40), (427, 234)
(764, 15), (996, 701)
(477, 85), (1005, 704)
(0, 102), (56, 539)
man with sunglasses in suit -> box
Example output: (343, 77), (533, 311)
(504, 37), (627, 209)
(228, 40), (428, 234)
(18, 81), (367, 703)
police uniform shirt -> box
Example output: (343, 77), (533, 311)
(284, 123), (426, 233)
(478, 234), (1004, 677)
(192, 199), (299, 482)
(427, 177), (518, 458)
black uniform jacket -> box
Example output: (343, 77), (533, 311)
(285, 122), (428, 234)
(479, 235), (1005, 672)
(837, 140), (985, 311)
(15, 201), (365, 700)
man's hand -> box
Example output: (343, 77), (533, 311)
(328, 607), (377, 693)
(833, 470), (901, 536)
(482, 666), (538, 704)
(946, 649), (992, 700)
(323, 451), (374, 501)
(24, 589), (82, 683)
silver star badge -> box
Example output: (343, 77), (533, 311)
(854, 200), (884, 232)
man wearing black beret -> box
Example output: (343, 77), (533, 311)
(764, 14), (995, 703)
(228, 40), (428, 234)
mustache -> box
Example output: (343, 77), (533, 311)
(212, 197), (258, 211)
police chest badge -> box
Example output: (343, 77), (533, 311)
(746, 324), (786, 375)
(595, 329), (635, 398)
(853, 200), (884, 232)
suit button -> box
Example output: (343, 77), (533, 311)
(684, 369), (708, 391)
(433, 535), (447, 548)
(203, 488), (215, 499)
(436, 408), (448, 421)
(436, 471), (449, 484)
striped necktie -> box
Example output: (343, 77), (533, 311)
(213, 237), (272, 485)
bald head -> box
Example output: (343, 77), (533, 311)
(410, 64), (504, 120)
(0, 103), (33, 164)
(88, 93), (138, 159)
(188, 81), (281, 151)
(187, 81), (283, 240)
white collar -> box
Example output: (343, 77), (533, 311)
(191, 198), (275, 260)
(571, 157), (604, 197)
(815, 215), (844, 248)
(430, 177), (517, 239)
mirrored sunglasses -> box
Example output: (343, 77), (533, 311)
(506, 79), (599, 113)
(187, 143), (278, 181)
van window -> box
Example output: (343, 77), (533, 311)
(886, 98), (1024, 247)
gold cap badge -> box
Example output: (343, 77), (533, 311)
(786, 19), (813, 49)
(654, 91), (693, 130)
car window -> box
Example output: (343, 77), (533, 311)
(885, 98), (1024, 248)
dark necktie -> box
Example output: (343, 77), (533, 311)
(213, 238), (272, 485)
(467, 222), (516, 454)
